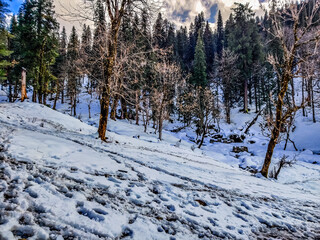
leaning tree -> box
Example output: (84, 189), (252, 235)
(260, 0), (320, 178)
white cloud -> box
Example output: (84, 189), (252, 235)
(164, 0), (267, 29)
(54, 0), (268, 34)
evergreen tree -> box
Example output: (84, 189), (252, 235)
(52, 26), (67, 108)
(216, 10), (224, 58)
(224, 13), (234, 48)
(67, 26), (80, 116)
(34, 0), (59, 104)
(226, 3), (256, 112)
(176, 26), (188, 67)
(80, 24), (92, 81)
(203, 21), (214, 74)
(16, 0), (36, 85)
(91, 0), (107, 89)
(0, 0), (9, 29)
(140, 7), (151, 51)
(186, 22), (196, 66)
(191, 32), (207, 87)
(7, 15), (20, 101)
(16, 0), (58, 104)
(0, 0), (11, 82)
(153, 13), (166, 48)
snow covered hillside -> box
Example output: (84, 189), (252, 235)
(0, 102), (320, 240)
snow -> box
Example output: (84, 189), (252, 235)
(0, 96), (320, 239)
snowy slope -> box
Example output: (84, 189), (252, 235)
(0, 102), (320, 240)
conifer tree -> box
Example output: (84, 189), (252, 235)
(67, 26), (80, 116)
(216, 10), (224, 58)
(7, 15), (20, 102)
(91, 0), (107, 89)
(226, 3), (255, 112)
(153, 13), (166, 48)
(53, 26), (67, 108)
(191, 32), (207, 87)
(0, 0), (11, 82)
(203, 21), (214, 74)
(224, 13), (234, 48)
(80, 24), (92, 83)
(34, 0), (59, 104)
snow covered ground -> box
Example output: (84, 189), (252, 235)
(0, 96), (320, 239)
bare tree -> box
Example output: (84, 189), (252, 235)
(97, 0), (156, 141)
(196, 87), (218, 149)
(152, 53), (185, 140)
(260, 1), (320, 178)
(216, 49), (239, 124)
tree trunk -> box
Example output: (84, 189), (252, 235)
(21, 68), (27, 102)
(98, 14), (122, 141)
(254, 78), (258, 113)
(98, 86), (110, 141)
(73, 97), (77, 116)
(311, 78), (316, 123)
(135, 90), (139, 125)
(120, 97), (128, 119)
(226, 98), (231, 124)
(110, 95), (119, 120)
(302, 77), (305, 117)
(261, 127), (279, 178)
(307, 78), (312, 107)
(61, 79), (64, 104)
(198, 123), (206, 149)
(261, 70), (291, 178)
(8, 76), (12, 102)
(53, 79), (59, 110)
(244, 78), (248, 113)
(159, 107), (163, 141)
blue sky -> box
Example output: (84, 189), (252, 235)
(8, 0), (23, 15)
(7, 0), (265, 32)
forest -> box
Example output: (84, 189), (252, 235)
(0, 0), (320, 239)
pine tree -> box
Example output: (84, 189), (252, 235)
(91, 0), (107, 89)
(0, 0), (11, 82)
(224, 13), (234, 48)
(216, 10), (224, 58)
(140, 7), (151, 51)
(53, 26), (67, 108)
(80, 24), (92, 82)
(186, 22), (196, 67)
(34, 0), (59, 104)
(7, 15), (20, 101)
(226, 3), (256, 112)
(16, 0), (36, 88)
(67, 26), (80, 116)
(16, 0), (58, 104)
(0, 0), (9, 29)
(203, 21), (214, 74)
(176, 26), (188, 68)
(153, 13), (166, 48)
(191, 32), (207, 87)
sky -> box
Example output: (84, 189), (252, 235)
(7, 0), (267, 32)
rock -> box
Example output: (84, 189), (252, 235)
(229, 134), (245, 143)
(248, 140), (256, 144)
(212, 134), (223, 139)
(222, 138), (233, 144)
(195, 199), (207, 206)
(232, 146), (248, 153)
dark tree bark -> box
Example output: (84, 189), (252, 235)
(98, 0), (127, 141)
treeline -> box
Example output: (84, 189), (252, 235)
(1, 0), (320, 176)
